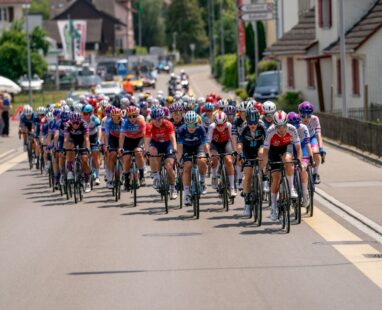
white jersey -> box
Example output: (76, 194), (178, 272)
(101, 115), (110, 133)
(306, 115), (321, 137)
(297, 123), (310, 146)
(264, 124), (300, 149)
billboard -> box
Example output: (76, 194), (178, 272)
(57, 20), (87, 63)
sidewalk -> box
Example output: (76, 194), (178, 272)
(184, 64), (382, 228)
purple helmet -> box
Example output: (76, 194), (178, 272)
(287, 112), (301, 128)
(163, 106), (170, 118)
(224, 105), (237, 115)
(70, 112), (82, 122)
(150, 107), (165, 120)
(169, 102), (183, 113)
(105, 104), (113, 116)
(60, 111), (71, 122)
(53, 108), (61, 117)
(298, 101), (314, 114)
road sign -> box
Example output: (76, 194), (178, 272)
(241, 11), (274, 21)
(116, 61), (128, 76)
(240, 3), (273, 13)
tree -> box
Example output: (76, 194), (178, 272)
(0, 21), (48, 81)
(166, 0), (209, 60)
(133, 0), (166, 48)
(30, 0), (50, 20)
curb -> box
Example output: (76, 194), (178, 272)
(323, 137), (382, 167)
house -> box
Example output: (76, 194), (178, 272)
(44, 0), (134, 56)
(0, 0), (32, 33)
(265, 0), (382, 115)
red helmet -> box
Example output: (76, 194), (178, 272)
(253, 102), (264, 115)
(206, 95), (213, 103)
(126, 106), (139, 116)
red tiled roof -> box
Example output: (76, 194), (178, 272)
(265, 8), (316, 56)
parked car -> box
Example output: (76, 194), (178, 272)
(18, 74), (44, 92)
(66, 90), (91, 103)
(141, 73), (156, 89)
(95, 81), (122, 99)
(156, 60), (172, 73)
(254, 71), (281, 101)
(75, 74), (102, 89)
(96, 61), (117, 81)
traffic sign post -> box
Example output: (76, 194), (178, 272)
(241, 11), (274, 21)
(116, 61), (128, 76)
(240, 3), (273, 13)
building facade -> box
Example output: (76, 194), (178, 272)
(0, 0), (32, 33)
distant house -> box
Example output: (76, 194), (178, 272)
(44, 0), (134, 56)
(0, 0), (32, 33)
(266, 0), (382, 114)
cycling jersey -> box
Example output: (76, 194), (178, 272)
(201, 113), (213, 133)
(40, 117), (50, 137)
(101, 116), (110, 133)
(121, 115), (146, 139)
(145, 119), (175, 143)
(207, 122), (233, 144)
(85, 115), (101, 136)
(263, 124), (300, 149)
(260, 115), (273, 130)
(305, 115), (321, 138)
(33, 115), (43, 137)
(239, 125), (266, 155)
(296, 124), (310, 148)
(177, 124), (207, 147)
(105, 119), (122, 138)
(232, 116), (246, 137)
(170, 118), (184, 132)
(65, 120), (89, 146)
(19, 113), (34, 130)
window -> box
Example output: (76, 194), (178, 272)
(307, 60), (315, 88)
(318, 0), (332, 28)
(0, 7), (9, 22)
(287, 57), (295, 88)
(337, 59), (342, 95)
(352, 58), (360, 96)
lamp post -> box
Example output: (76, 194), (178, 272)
(23, 2), (33, 105)
(338, 0), (348, 117)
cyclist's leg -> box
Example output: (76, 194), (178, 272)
(90, 134), (100, 182)
(64, 140), (75, 179)
(300, 146), (310, 207)
(243, 162), (254, 215)
(148, 142), (160, 187)
(210, 144), (219, 188)
(223, 141), (235, 192)
(80, 151), (91, 190)
(135, 146), (145, 183)
(283, 151), (295, 195)
(311, 135), (321, 181)
(182, 157), (192, 204)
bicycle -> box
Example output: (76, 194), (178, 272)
(26, 132), (35, 170)
(122, 150), (143, 207)
(242, 158), (263, 226)
(292, 159), (303, 224)
(109, 148), (124, 202)
(211, 153), (234, 212)
(176, 162), (183, 209)
(148, 154), (170, 214)
(268, 160), (295, 233)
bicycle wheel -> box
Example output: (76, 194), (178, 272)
(192, 170), (200, 219)
(250, 174), (256, 220)
(132, 162), (138, 207)
(221, 167), (229, 212)
(27, 140), (33, 170)
(307, 167), (315, 217)
(294, 170), (302, 224)
(114, 163), (120, 202)
(40, 152), (44, 175)
(281, 177), (291, 233)
(177, 166), (183, 209)
(254, 173), (263, 226)
(162, 167), (169, 214)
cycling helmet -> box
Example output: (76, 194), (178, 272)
(204, 102), (214, 111)
(105, 104), (113, 116)
(298, 101), (314, 114)
(206, 95), (213, 103)
(214, 111), (227, 125)
(110, 107), (122, 118)
(82, 104), (93, 113)
(263, 101), (277, 114)
(120, 97), (129, 106)
(239, 101), (252, 112)
(169, 102), (183, 113)
(70, 112), (81, 122)
(216, 99), (225, 109)
(147, 96), (154, 104)
(184, 111), (198, 124)
(37, 106), (45, 115)
(60, 99), (66, 106)
(184, 101), (194, 112)
(62, 105), (71, 113)
(152, 98), (160, 107)
(126, 105), (139, 116)
(60, 111), (71, 122)
(253, 102), (264, 115)
(224, 105), (237, 115)
(166, 96), (174, 104)
(182, 95), (190, 103)
(246, 108), (260, 123)
(150, 107), (165, 120)
(74, 103), (83, 113)
(163, 106), (170, 118)
(66, 97), (74, 107)
(188, 96), (196, 105)
(157, 90), (164, 97)
(140, 101), (148, 110)
(46, 111), (54, 122)
(287, 112), (301, 128)
(227, 99), (237, 107)
(23, 105), (33, 116)
(273, 110), (288, 127)
(197, 97), (206, 105)
(53, 108), (61, 117)
(54, 102), (62, 109)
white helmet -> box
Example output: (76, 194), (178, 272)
(46, 111), (54, 122)
(157, 90), (164, 97)
(23, 105), (33, 116)
(263, 101), (277, 114)
(62, 105), (71, 113)
(239, 101), (253, 112)
(197, 97), (205, 105)
(120, 97), (129, 105)
(214, 111), (227, 125)
(60, 99), (66, 106)
(66, 97), (74, 106)
(74, 103), (83, 112)
(272, 110), (288, 127)
(37, 106), (45, 115)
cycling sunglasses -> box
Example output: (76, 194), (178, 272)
(264, 113), (273, 118)
(82, 112), (91, 116)
(248, 120), (258, 126)
(300, 113), (312, 119)
(72, 121), (80, 125)
(275, 124), (287, 129)
(186, 123), (197, 129)
(172, 111), (182, 116)
(128, 115), (138, 119)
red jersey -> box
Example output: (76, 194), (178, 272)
(145, 119), (175, 142)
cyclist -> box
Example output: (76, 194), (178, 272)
(54, 110), (71, 186)
(287, 112), (313, 209)
(207, 111), (238, 198)
(177, 111), (209, 205)
(144, 107), (178, 200)
(101, 104), (112, 183)
(19, 105), (35, 151)
(261, 101), (277, 130)
(33, 106), (46, 168)
(169, 102), (184, 132)
(139, 101), (151, 122)
(82, 104), (101, 185)
(298, 101), (325, 184)
(195, 97), (205, 114)
(201, 101), (214, 134)
(64, 112), (91, 193)
(237, 108), (266, 216)
(262, 111), (302, 221)
(105, 107), (123, 189)
(119, 106), (146, 190)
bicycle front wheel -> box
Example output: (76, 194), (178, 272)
(254, 173), (263, 226)
(132, 162), (138, 207)
(307, 167), (315, 217)
(192, 171), (200, 219)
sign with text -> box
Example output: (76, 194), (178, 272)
(58, 20), (87, 63)
(241, 11), (274, 21)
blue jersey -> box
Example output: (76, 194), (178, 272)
(19, 113), (35, 128)
(177, 124), (207, 147)
(55, 119), (67, 138)
(105, 118), (122, 138)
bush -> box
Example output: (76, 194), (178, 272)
(134, 46), (148, 55)
(277, 91), (304, 112)
(235, 88), (248, 101)
(214, 54), (251, 90)
(257, 60), (278, 73)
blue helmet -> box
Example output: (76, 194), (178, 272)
(53, 108), (61, 117)
(150, 107), (165, 120)
(60, 111), (71, 122)
(82, 104), (93, 113)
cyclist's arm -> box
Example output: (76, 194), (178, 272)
(119, 133), (125, 151)
(261, 148), (269, 172)
(295, 143), (303, 162)
(84, 134), (90, 150)
(170, 132), (177, 153)
(237, 143), (243, 155)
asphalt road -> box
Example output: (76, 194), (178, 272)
(0, 66), (381, 310)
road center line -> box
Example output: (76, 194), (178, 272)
(0, 149), (15, 159)
(304, 207), (382, 289)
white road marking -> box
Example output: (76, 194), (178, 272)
(0, 149), (15, 159)
(0, 152), (27, 175)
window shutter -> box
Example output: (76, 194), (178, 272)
(287, 57), (295, 88)
(307, 60), (315, 88)
(337, 59), (342, 95)
(328, 0), (332, 28)
(352, 58), (360, 95)
(8, 7), (14, 22)
(318, 0), (323, 28)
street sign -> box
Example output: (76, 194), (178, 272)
(241, 11), (274, 21)
(116, 61), (128, 76)
(240, 3), (273, 13)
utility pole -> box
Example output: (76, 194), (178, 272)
(220, 1), (225, 81)
(138, 0), (142, 46)
(275, 0), (281, 93)
(172, 32), (177, 51)
(208, 0), (213, 73)
(211, 0), (216, 73)
(338, 0), (348, 117)
(24, 3), (32, 105)
(252, 21), (259, 78)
